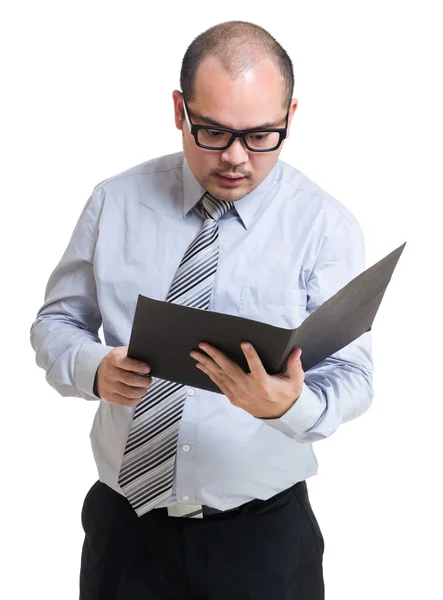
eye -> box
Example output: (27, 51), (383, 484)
(249, 133), (271, 141)
(208, 129), (224, 137)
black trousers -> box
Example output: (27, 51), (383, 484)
(80, 480), (324, 600)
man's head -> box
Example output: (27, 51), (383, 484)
(173, 21), (298, 202)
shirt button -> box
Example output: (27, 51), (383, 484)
(182, 444), (190, 452)
(187, 388), (195, 396)
(182, 495), (190, 501)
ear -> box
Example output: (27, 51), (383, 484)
(285, 98), (298, 138)
(172, 90), (185, 130)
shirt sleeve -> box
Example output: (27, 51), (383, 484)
(262, 219), (374, 442)
(30, 185), (114, 401)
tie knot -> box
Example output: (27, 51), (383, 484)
(201, 193), (234, 221)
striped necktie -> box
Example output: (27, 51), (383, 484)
(118, 193), (234, 516)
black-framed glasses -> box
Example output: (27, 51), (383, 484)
(183, 101), (289, 152)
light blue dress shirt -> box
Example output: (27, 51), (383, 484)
(30, 152), (373, 510)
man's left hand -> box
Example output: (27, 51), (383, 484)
(190, 342), (304, 419)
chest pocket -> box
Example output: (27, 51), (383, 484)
(239, 285), (307, 329)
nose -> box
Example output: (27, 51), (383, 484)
(220, 137), (249, 166)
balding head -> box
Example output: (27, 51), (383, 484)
(173, 21), (298, 203)
(180, 21), (294, 110)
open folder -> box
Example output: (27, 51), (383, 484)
(128, 242), (406, 394)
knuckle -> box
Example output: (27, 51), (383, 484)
(110, 348), (121, 362)
(114, 346), (127, 362)
(260, 379), (270, 391)
(260, 383), (271, 398)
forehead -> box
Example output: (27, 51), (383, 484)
(191, 55), (286, 130)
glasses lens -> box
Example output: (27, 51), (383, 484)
(245, 131), (280, 150)
(197, 129), (232, 148)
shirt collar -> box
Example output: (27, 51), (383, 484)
(182, 156), (279, 230)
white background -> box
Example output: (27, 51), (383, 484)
(1, 1), (442, 598)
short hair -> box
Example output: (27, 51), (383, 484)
(180, 21), (294, 110)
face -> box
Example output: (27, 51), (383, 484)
(173, 55), (298, 202)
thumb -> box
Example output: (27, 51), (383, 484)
(286, 348), (303, 378)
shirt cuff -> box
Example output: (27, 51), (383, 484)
(74, 342), (115, 400)
(260, 382), (325, 437)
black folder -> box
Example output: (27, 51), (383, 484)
(128, 242), (406, 394)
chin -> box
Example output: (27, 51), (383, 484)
(207, 181), (253, 202)
(212, 189), (243, 202)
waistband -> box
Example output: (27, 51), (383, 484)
(160, 480), (307, 520)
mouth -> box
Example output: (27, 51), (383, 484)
(215, 173), (246, 187)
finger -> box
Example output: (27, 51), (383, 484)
(114, 381), (150, 400)
(191, 351), (222, 377)
(190, 350), (218, 370)
(114, 348), (151, 374)
(195, 363), (234, 397)
(240, 342), (267, 383)
(197, 343), (244, 380)
(192, 350), (239, 385)
(118, 371), (154, 388)
(285, 348), (303, 378)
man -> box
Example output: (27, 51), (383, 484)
(31, 20), (373, 600)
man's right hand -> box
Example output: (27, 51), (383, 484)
(96, 346), (152, 407)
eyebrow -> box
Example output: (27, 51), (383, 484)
(196, 112), (284, 130)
